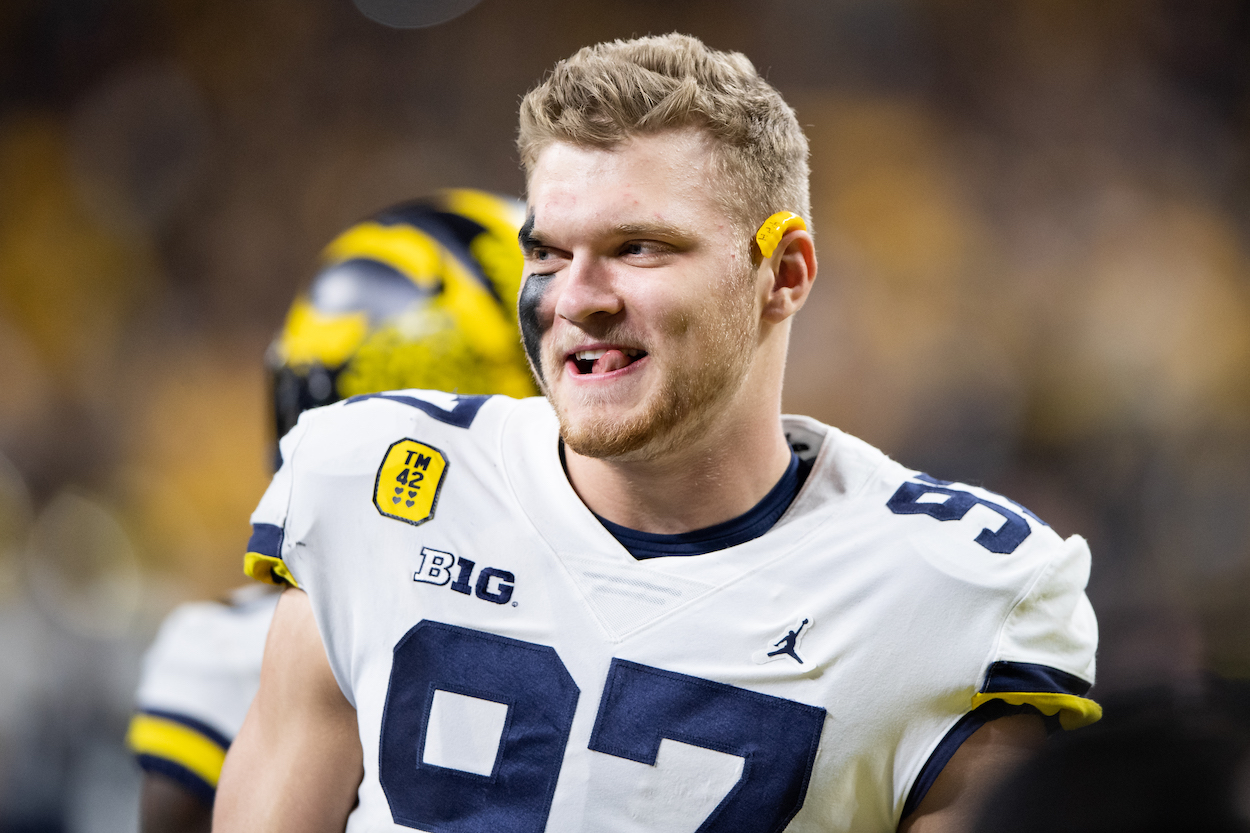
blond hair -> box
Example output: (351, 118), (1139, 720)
(517, 33), (810, 238)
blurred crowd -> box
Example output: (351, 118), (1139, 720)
(0, 0), (1248, 829)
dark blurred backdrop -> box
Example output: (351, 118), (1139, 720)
(0, 0), (1248, 829)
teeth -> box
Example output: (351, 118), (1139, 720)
(573, 348), (641, 361)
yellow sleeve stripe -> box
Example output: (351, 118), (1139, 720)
(126, 713), (228, 788)
(244, 552), (300, 588)
(971, 691), (1103, 730)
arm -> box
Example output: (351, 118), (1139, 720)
(138, 772), (212, 833)
(898, 714), (1045, 833)
(213, 588), (363, 833)
(128, 598), (260, 833)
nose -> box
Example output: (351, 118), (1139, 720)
(554, 255), (622, 323)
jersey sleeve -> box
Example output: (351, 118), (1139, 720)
(243, 418), (311, 587)
(126, 592), (277, 801)
(899, 529), (1100, 821)
(972, 533), (1100, 730)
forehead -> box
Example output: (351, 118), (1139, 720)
(526, 130), (731, 235)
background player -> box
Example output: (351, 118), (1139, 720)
(218, 35), (1099, 833)
(125, 189), (535, 833)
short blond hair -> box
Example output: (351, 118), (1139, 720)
(518, 33), (810, 237)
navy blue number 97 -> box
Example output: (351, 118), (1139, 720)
(887, 476), (1034, 554)
(379, 623), (827, 833)
(378, 623), (578, 833)
(590, 659), (826, 832)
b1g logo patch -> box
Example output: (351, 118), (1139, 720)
(373, 439), (448, 527)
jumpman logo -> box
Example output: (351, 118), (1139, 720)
(767, 619), (809, 664)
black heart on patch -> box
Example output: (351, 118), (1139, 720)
(392, 496), (401, 504)
(408, 490), (417, 498)
(405, 500), (415, 507)
(394, 487), (403, 494)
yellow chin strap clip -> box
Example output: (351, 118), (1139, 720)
(755, 211), (807, 258)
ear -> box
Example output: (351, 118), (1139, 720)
(761, 229), (816, 324)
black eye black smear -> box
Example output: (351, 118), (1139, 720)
(518, 272), (553, 385)
(517, 212), (537, 254)
(517, 212), (550, 384)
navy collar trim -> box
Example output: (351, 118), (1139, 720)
(595, 451), (804, 560)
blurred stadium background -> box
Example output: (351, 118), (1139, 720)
(0, 0), (1247, 829)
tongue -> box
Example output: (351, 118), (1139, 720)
(592, 350), (633, 374)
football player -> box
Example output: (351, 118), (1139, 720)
(217, 35), (1100, 833)
(126, 189), (535, 833)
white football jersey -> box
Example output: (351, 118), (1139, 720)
(127, 585), (279, 799)
(246, 392), (1098, 833)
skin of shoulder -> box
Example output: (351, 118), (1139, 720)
(213, 588), (362, 833)
(899, 714), (1046, 833)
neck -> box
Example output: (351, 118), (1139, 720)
(563, 382), (792, 535)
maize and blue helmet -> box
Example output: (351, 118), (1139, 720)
(267, 189), (537, 448)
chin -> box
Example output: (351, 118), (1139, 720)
(561, 422), (662, 461)
(555, 390), (708, 461)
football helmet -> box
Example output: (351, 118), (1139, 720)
(268, 189), (537, 447)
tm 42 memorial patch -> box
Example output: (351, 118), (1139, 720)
(373, 439), (448, 527)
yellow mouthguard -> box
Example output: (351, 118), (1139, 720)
(755, 211), (807, 258)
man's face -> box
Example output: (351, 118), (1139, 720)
(519, 129), (761, 460)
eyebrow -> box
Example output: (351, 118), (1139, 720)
(610, 221), (698, 242)
(518, 218), (699, 254)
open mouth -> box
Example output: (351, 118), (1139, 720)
(568, 348), (647, 375)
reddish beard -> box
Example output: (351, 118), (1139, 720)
(546, 272), (759, 461)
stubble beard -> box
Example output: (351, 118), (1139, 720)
(548, 269), (759, 462)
